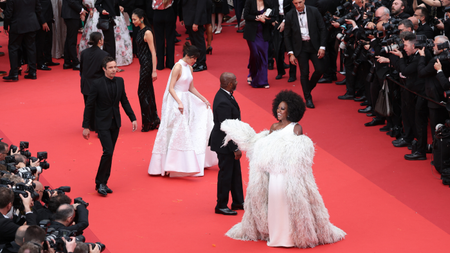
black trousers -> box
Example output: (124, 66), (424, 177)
(233, 0), (245, 26)
(153, 7), (176, 70)
(273, 15), (286, 76)
(8, 31), (37, 76)
(64, 19), (80, 65)
(102, 19), (116, 60)
(96, 120), (120, 186)
(216, 153), (244, 209)
(186, 25), (206, 66)
(297, 41), (325, 100)
(401, 88), (416, 142)
(414, 97), (428, 154)
(83, 95), (96, 131)
(323, 36), (338, 79)
(36, 26), (53, 66)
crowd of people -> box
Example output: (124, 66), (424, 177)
(0, 140), (102, 253)
(2, 0), (450, 250)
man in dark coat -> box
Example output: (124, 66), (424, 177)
(61, 0), (87, 70)
(36, 0), (55, 71)
(209, 72), (244, 215)
(82, 57), (137, 196)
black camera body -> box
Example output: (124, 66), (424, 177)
(42, 186), (71, 204)
(12, 182), (39, 210)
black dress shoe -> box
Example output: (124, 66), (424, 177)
(338, 93), (354, 100)
(360, 100), (369, 106)
(37, 64), (51, 71)
(358, 106), (372, 113)
(175, 31), (181, 37)
(318, 77), (332, 83)
(364, 118), (385, 126)
(379, 125), (390, 132)
(283, 62), (290, 69)
(97, 184), (108, 196)
(236, 28), (244, 33)
(335, 78), (346, 85)
(366, 112), (376, 117)
(392, 138), (411, 147)
(24, 73), (37, 79)
(268, 62), (274, 70)
(404, 151), (426, 160)
(186, 37), (190, 40)
(354, 95), (366, 102)
(174, 38), (181, 43)
(63, 63), (73, 69)
(231, 203), (244, 210)
(193, 64), (207, 72)
(45, 61), (60, 66)
(95, 184), (113, 193)
(275, 74), (283, 80)
(215, 207), (237, 215)
(73, 64), (80, 70)
(3, 75), (18, 81)
(288, 77), (297, 82)
(306, 99), (315, 108)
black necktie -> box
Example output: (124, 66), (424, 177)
(298, 11), (305, 15)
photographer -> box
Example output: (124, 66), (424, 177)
(390, 33), (431, 160)
(2, 225), (28, 253)
(0, 187), (37, 247)
(392, 0), (410, 19)
(415, 6), (434, 39)
(49, 204), (89, 235)
(418, 35), (450, 136)
(37, 193), (72, 223)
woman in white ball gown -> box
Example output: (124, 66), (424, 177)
(148, 42), (217, 177)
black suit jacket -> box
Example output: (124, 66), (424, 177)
(82, 76), (136, 130)
(243, 0), (278, 42)
(39, 0), (53, 24)
(396, 53), (427, 95)
(179, 0), (207, 26)
(417, 22), (434, 39)
(48, 205), (89, 234)
(80, 46), (110, 95)
(418, 55), (450, 108)
(209, 89), (240, 154)
(3, 0), (43, 34)
(284, 5), (327, 57)
(96, 0), (120, 19)
(61, 0), (83, 20)
(0, 212), (37, 245)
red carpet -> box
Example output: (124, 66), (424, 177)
(1, 21), (450, 252)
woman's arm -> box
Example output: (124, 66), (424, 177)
(293, 124), (303, 135)
(188, 67), (210, 107)
(168, 64), (184, 113)
(144, 30), (158, 81)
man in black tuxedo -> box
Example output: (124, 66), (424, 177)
(61, 0), (87, 70)
(82, 57), (137, 196)
(36, 0), (54, 71)
(415, 6), (434, 39)
(179, 0), (208, 72)
(2, 0), (44, 81)
(0, 188), (36, 246)
(209, 72), (244, 215)
(284, 0), (327, 108)
(80, 32), (110, 131)
(48, 204), (89, 234)
(95, 0), (122, 60)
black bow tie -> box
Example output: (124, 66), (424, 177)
(298, 11), (305, 15)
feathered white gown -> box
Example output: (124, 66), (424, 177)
(221, 120), (346, 248)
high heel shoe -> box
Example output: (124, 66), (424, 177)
(206, 47), (213, 55)
(215, 27), (222, 34)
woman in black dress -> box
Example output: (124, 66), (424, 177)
(132, 8), (160, 132)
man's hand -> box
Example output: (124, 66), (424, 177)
(389, 48), (402, 58)
(30, 159), (40, 167)
(20, 191), (33, 212)
(45, 240), (56, 253)
(119, 6), (124, 13)
(63, 237), (77, 253)
(89, 244), (101, 253)
(83, 128), (90, 140)
(375, 55), (390, 63)
(101, 10), (109, 15)
(234, 150), (242, 160)
(72, 203), (80, 210)
(132, 121), (137, 132)
(434, 58), (442, 71)
(331, 20), (340, 28)
(345, 19), (357, 28)
(289, 54), (297, 65)
(192, 24), (198, 32)
(277, 21), (285, 32)
(42, 23), (50, 32)
(418, 48), (425, 56)
(317, 49), (325, 59)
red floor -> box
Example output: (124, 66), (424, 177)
(1, 22), (450, 252)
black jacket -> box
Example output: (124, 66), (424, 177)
(418, 55), (450, 108)
(209, 89), (240, 154)
(80, 46), (110, 95)
(243, 0), (278, 42)
(39, 0), (53, 24)
(48, 205), (89, 234)
(95, 0), (120, 19)
(179, 0), (207, 26)
(0, 212), (37, 245)
(3, 0), (43, 34)
(61, 0), (83, 20)
(82, 76), (136, 130)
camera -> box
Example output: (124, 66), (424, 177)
(45, 229), (85, 252)
(415, 35), (435, 49)
(12, 182), (39, 210)
(74, 197), (89, 207)
(86, 242), (106, 252)
(19, 141), (31, 158)
(42, 186), (71, 204)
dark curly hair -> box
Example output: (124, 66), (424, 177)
(272, 90), (306, 122)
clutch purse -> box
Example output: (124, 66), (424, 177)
(97, 18), (109, 31)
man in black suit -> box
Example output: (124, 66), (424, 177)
(209, 72), (244, 215)
(82, 56), (137, 196)
(415, 6), (434, 39)
(95, 0), (122, 60)
(0, 188), (36, 246)
(179, 0), (208, 72)
(61, 0), (87, 70)
(2, 0), (44, 81)
(284, 0), (327, 108)
(80, 32), (110, 131)
(48, 204), (89, 234)
(36, 0), (54, 71)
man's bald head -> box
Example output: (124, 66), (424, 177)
(220, 72), (237, 89)
(15, 225), (29, 246)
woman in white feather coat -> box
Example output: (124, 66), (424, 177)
(221, 90), (346, 248)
